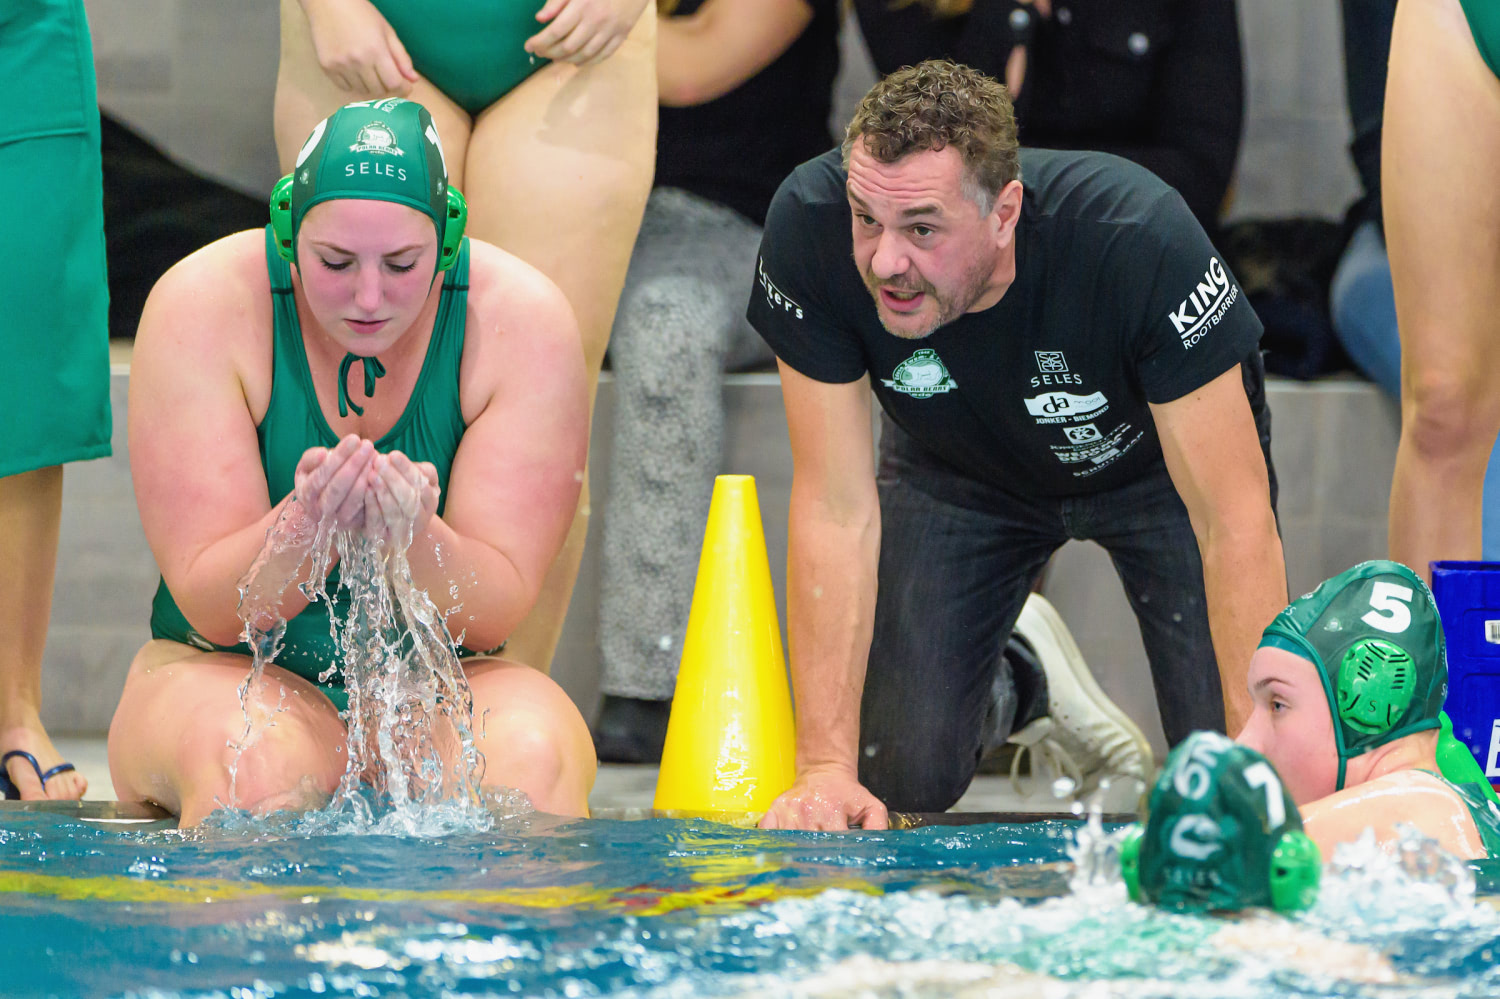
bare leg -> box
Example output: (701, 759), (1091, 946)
(273, 0), (473, 177)
(0, 466), (85, 800)
(465, 658), (596, 816)
(108, 640), (348, 826)
(463, 10), (658, 672)
(1385, 0), (1500, 577)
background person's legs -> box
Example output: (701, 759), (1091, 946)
(1331, 220), (1500, 561)
(0, 467), (85, 800)
(273, 0), (474, 177)
(858, 421), (1060, 813)
(1082, 471), (1227, 746)
(1384, 0), (1500, 576)
(594, 189), (772, 762)
(463, 10), (657, 673)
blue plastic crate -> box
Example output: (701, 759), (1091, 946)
(1431, 561), (1500, 791)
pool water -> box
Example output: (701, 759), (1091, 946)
(1, 806), (1498, 998)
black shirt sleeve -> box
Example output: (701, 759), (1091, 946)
(746, 173), (868, 384)
(1129, 190), (1263, 404)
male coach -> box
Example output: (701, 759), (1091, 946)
(749, 61), (1287, 831)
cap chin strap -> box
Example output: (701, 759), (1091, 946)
(338, 352), (386, 418)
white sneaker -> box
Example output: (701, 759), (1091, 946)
(1005, 593), (1153, 798)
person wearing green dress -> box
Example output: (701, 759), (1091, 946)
(0, 0), (112, 802)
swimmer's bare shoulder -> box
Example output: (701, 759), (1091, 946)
(130, 230), (282, 574)
(132, 229), (277, 424)
(1301, 770), (1484, 859)
(456, 237), (586, 427)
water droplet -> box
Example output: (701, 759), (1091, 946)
(1052, 776), (1077, 799)
(657, 635), (673, 651)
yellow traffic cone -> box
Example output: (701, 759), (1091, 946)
(653, 475), (796, 823)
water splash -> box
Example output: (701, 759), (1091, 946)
(231, 499), (504, 834)
(1307, 825), (1484, 933)
(1065, 775), (1139, 902)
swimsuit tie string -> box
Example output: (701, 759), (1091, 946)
(337, 352), (386, 418)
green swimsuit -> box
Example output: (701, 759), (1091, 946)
(1448, 778), (1500, 858)
(367, 0), (549, 115)
(1460, 0), (1500, 80)
(149, 226), (475, 712)
(1419, 770), (1500, 858)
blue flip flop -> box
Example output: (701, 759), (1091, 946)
(0, 750), (77, 800)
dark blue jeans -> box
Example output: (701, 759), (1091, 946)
(858, 415), (1271, 812)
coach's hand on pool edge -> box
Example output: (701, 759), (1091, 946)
(758, 765), (889, 832)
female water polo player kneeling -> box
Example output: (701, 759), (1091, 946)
(107, 99), (594, 826)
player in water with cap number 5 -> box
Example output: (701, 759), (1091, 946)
(107, 99), (594, 826)
(1238, 559), (1500, 859)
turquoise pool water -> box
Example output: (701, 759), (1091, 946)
(1, 806), (1497, 998)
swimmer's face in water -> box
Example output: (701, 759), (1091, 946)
(847, 141), (1018, 339)
(296, 199), (440, 354)
(1238, 646), (1339, 805)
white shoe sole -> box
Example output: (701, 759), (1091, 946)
(1014, 592), (1154, 780)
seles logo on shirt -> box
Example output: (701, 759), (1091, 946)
(757, 256), (804, 320)
(882, 348), (956, 399)
(1030, 350), (1082, 386)
(1168, 256), (1240, 350)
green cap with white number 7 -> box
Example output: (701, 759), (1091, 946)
(1120, 731), (1320, 912)
(1257, 560), (1448, 790)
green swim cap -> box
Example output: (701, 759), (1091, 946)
(1258, 560), (1447, 790)
(1120, 731), (1320, 913)
(270, 98), (465, 270)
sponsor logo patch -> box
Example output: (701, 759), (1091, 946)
(1034, 350), (1068, 373)
(350, 122), (404, 156)
(1023, 390), (1108, 420)
(882, 348), (957, 399)
(1168, 256), (1240, 349)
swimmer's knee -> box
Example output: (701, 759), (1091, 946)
(483, 725), (569, 797)
(177, 712), (344, 819)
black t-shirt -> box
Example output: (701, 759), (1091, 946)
(747, 147), (1267, 498)
(655, 0), (841, 226)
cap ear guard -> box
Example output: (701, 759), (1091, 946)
(1119, 824), (1145, 903)
(438, 186), (467, 272)
(270, 174), (296, 263)
(1336, 638), (1417, 737)
(1268, 829), (1320, 913)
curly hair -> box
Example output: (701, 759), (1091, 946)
(842, 60), (1020, 213)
